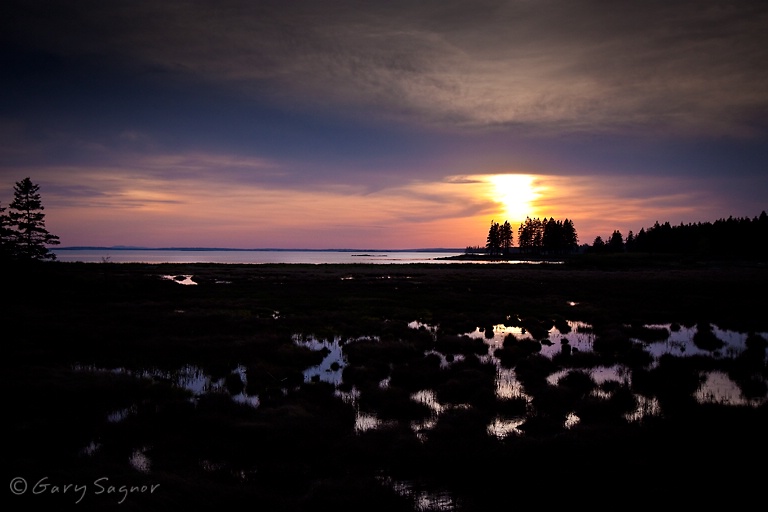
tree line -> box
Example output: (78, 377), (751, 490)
(472, 211), (768, 260)
(0, 177), (60, 261)
(589, 211), (768, 258)
(472, 216), (579, 256)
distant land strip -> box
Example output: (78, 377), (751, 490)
(55, 246), (465, 253)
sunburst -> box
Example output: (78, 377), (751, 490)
(488, 174), (540, 223)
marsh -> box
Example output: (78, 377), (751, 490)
(5, 261), (768, 510)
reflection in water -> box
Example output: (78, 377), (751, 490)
(378, 475), (459, 512)
(335, 387), (360, 404)
(293, 335), (380, 385)
(410, 390), (472, 442)
(129, 446), (151, 473)
(626, 395), (662, 422)
(424, 350), (465, 368)
(231, 392), (260, 408)
(494, 367), (529, 400)
(408, 320), (438, 335)
(355, 413), (383, 433)
(160, 274), (197, 285)
(564, 412), (580, 429)
(462, 320), (765, 409)
(643, 324), (749, 359)
(75, 319), (766, 438)
(487, 416), (525, 438)
(695, 371), (757, 406)
(401, 320), (766, 438)
(67, 316), (766, 508)
(293, 335), (347, 385)
(335, 387), (386, 433)
(79, 441), (101, 457)
(467, 320), (596, 357)
(74, 364), (261, 410)
(547, 365), (629, 387)
(107, 406), (137, 423)
(410, 390), (443, 441)
(411, 390), (445, 415)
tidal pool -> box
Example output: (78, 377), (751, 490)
(294, 319), (767, 439)
(73, 318), (767, 478)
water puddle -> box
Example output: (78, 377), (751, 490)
(695, 370), (762, 406)
(107, 405), (138, 423)
(293, 335), (348, 385)
(626, 395), (662, 422)
(73, 319), (767, 468)
(494, 367), (530, 400)
(299, 320), (766, 437)
(487, 416), (525, 438)
(160, 274), (197, 285)
(466, 320), (596, 357)
(378, 475), (460, 512)
(129, 446), (152, 473)
(79, 440), (101, 457)
(74, 364), (261, 409)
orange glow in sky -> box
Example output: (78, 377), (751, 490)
(29, 165), (728, 249)
(1, 2), (766, 250)
(487, 174), (543, 226)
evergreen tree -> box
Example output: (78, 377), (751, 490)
(517, 216), (578, 255)
(486, 220), (501, 255)
(7, 177), (60, 261)
(608, 230), (624, 252)
(562, 218), (578, 250)
(531, 217), (543, 248)
(0, 201), (14, 260)
(625, 230), (635, 252)
(518, 218), (533, 253)
(500, 220), (513, 254)
(518, 217), (545, 254)
(633, 228), (647, 252)
(542, 217), (561, 252)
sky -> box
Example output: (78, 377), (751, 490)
(1, 0), (766, 249)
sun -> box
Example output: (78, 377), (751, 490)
(488, 174), (540, 223)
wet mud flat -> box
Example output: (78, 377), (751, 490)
(4, 261), (768, 510)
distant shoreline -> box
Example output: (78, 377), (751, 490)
(55, 246), (465, 253)
(436, 253), (563, 262)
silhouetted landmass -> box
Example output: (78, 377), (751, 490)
(476, 216), (578, 257)
(591, 211), (768, 259)
(462, 211), (768, 262)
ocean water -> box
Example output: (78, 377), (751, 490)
(52, 249), (469, 264)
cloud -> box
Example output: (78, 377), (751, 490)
(2, 1), (766, 249)
(5, 1), (766, 137)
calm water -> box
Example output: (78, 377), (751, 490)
(53, 248), (497, 264)
(78, 319), (768, 445)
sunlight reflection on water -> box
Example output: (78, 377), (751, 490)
(73, 317), (766, 472)
(293, 335), (348, 385)
(287, 320), (766, 441)
(160, 274), (197, 285)
(487, 416), (525, 438)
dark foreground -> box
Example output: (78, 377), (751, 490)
(4, 260), (768, 510)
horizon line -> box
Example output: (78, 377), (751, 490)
(54, 246), (467, 252)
